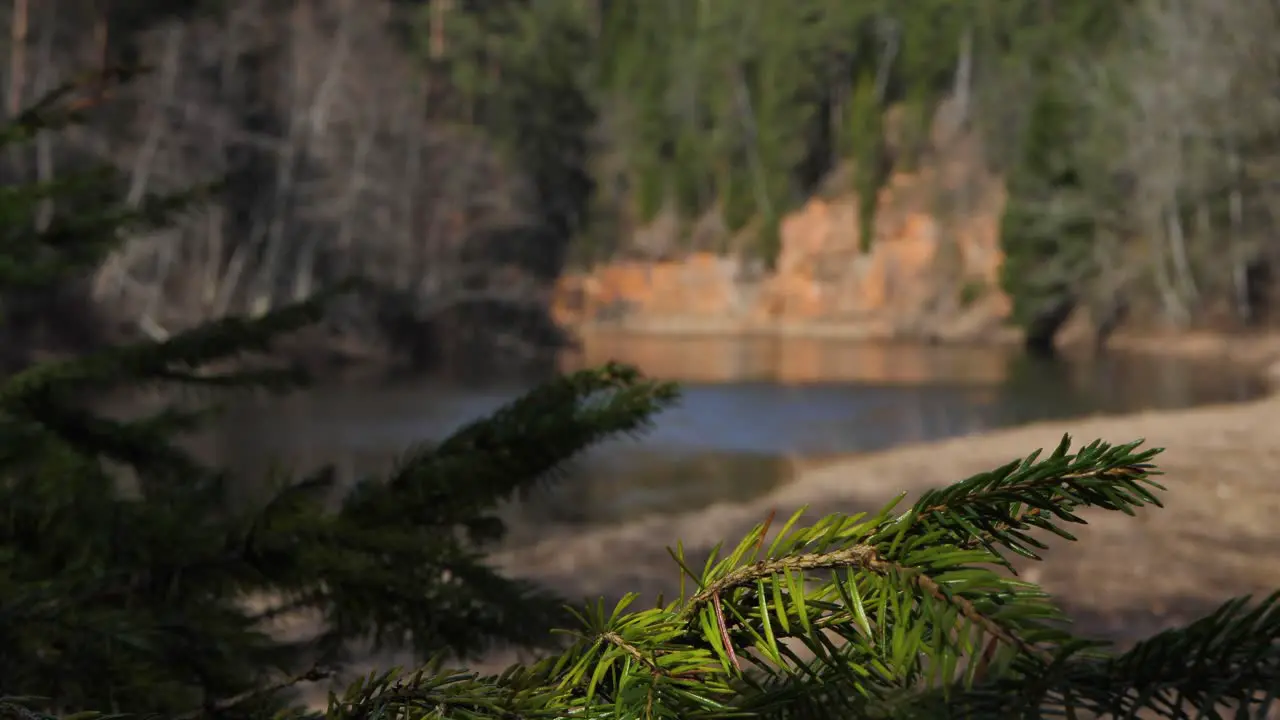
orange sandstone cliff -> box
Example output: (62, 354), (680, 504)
(552, 112), (1014, 341)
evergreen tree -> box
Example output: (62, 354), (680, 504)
(998, 82), (1096, 355)
(0, 74), (677, 715)
(427, 0), (964, 266)
(993, 0), (1133, 353)
(428, 0), (598, 275)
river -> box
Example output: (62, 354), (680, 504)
(196, 334), (1264, 544)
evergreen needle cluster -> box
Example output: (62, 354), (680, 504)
(2, 75), (1278, 720)
(264, 437), (1278, 720)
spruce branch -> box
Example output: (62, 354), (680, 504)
(0, 66), (143, 146)
(211, 363), (682, 664)
(341, 361), (681, 531)
(1066, 591), (1280, 718)
(904, 435), (1163, 571)
(0, 285), (346, 406)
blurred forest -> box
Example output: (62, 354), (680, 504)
(3, 0), (1279, 367)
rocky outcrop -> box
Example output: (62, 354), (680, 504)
(552, 123), (1014, 340)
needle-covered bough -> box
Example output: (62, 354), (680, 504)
(290, 436), (1279, 720)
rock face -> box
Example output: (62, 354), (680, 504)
(552, 124), (1014, 340)
(552, 252), (745, 324)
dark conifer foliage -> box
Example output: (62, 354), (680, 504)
(0, 74), (678, 716)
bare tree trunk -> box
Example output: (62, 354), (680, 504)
(401, 82), (425, 293)
(1147, 204), (1189, 326)
(429, 0), (452, 59)
(952, 25), (973, 128)
(202, 204), (227, 309)
(91, 22), (186, 332)
(6, 0), (29, 177)
(32, 0), (56, 230)
(8, 0), (27, 116)
(390, 93), (419, 291)
(293, 0), (355, 301)
(92, 0), (110, 89)
(205, 1), (246, 314)
(1226, 147), (1251, 322)
(127, 24), (184, 206)
(732, 69), (773, 230)
(872, 17), (899, 104)
(250, 4), (308, 317)
(1164, 203), (1200, 312)
(306, 0), (351, 139)
(333, 125), (370, 281)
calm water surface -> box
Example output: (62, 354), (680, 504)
(200, 335), (1264, 536)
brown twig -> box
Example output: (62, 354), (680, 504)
(678, 546), (883, 624)
(752, 508), (776, 559)
(711, 591), (741, 672)
(601, 630), (661, 673)
(174, 666), (333, 720)
(599, 631), (706, 682)
(972, 636), (1002, 683)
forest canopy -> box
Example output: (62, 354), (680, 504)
(2, 0), (1277, 355)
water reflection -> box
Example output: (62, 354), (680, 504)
(560, 334), (1016, 385)
(193, 335), (1264, 532)
(503, 450), (792, 542)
